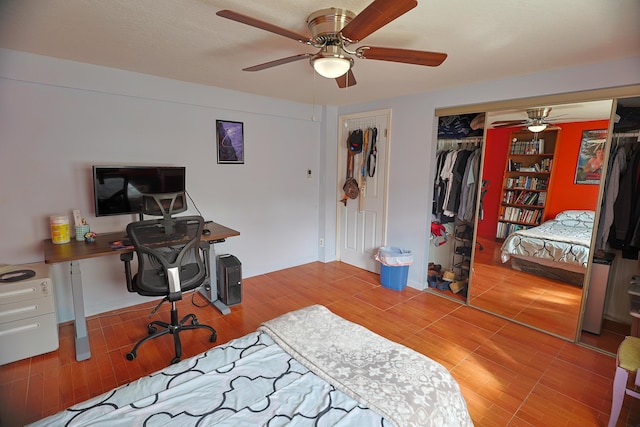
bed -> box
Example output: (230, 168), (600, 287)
(500, 210), (595, 285)
(29, 305), (472, 427)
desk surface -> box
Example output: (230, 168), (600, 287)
(43, 221), (240, 264)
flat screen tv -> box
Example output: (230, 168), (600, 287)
(93, 166), (186, 217)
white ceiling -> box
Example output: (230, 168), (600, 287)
(0, 0), (639, 108)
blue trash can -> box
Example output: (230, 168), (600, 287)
(376, 247), (414, 291)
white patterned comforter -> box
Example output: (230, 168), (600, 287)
(501, 211), (594, 270)
(30, 305), (472, 427)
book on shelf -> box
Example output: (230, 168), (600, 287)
(510, 138), (546, 155)
(505, 176), (548, 190)
(508, 159), (521, 171)
(500, 206), (542, 225)
(496, 221), (532, 239)
(537, 192), (547, 206)
(513, 191), (538, 205)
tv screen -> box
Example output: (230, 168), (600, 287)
(93, 166), (186, 216)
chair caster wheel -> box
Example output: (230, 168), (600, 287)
(126, 352), (136, 361)
(147, 325), (157, 334)
(210, 332), (217, 343)
(170, 357), (181, 364)
(191, 318), (199, 326)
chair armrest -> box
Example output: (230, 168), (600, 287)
(120, 252), (134, 292)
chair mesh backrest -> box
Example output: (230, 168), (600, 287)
(126, 216), (206, 296)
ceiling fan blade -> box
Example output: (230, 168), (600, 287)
(336, 69), (357, 88)
(492, 120), (527, 128)
(243, 53), (313, 71)
(546, 113), (569, 122)
(492, 120), (526, 125)
(217, 10), (310, 43)
(358, 46), (447, 66)
(341, 0), (417, 43)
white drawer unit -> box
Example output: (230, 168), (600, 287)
(0, 262), (59, 365)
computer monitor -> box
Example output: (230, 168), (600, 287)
(93, 166), (186, 217)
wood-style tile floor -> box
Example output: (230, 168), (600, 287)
(469, 237), (585, 340)
(1, 262), (638, 426)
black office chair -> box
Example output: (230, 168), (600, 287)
(120, 215), (217, 364)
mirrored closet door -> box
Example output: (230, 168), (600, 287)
(469, 99), (613, 340)
(578, 95), (640, 354)
(430, 87), (640, 345)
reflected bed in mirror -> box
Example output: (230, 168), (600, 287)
(500, 209), (595, 286)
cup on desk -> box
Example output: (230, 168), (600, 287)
(75, 224), (91, 241)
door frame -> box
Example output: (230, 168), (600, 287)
(335, 109), (391, 270)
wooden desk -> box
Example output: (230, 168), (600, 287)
(44, 221), (240, 361)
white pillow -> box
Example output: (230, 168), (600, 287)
(555, 210), (595, 223)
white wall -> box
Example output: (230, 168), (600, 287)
(2, 47), (639, 324)
(0, 49), (326, 321)
(338, 56), (640, 289)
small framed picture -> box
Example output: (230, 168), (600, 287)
(574, 129), (607, 184)
(216, 120), (244, 164)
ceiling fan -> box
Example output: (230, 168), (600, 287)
(491, 107), (563, 132)
(216, 0), (447, 88)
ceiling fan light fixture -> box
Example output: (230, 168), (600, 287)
(527, 123), (547, 133)
(311, 55), (351, 78)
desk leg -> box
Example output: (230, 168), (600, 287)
(198, 242), (231, 315)
(70, 260), (91, 361)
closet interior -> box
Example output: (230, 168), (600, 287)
(429, 113), (484, 302)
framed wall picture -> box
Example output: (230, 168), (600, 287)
(216, 120), (244, 164)
(574, 129), (607, 184)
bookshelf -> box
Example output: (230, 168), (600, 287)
(496, 128), (559, 240)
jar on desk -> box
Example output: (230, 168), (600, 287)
(75, 224), (91, 241)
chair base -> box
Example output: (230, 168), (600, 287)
(126, 301), (217, 364)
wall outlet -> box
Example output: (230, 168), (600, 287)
(319, 238), (324, 247)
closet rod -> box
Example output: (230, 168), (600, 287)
(613, 130), (640, 138)
(437, 137), (483, 150)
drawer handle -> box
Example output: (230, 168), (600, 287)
(0, 322), (39, 336)
(0, 287), (36, 299)
(0, 305), (38, 318)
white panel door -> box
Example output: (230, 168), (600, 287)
(337, 109), (390, 272)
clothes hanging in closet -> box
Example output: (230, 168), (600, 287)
(433, 146), (481, 223)
(597, 134), (640, 258)
(458, 149), (482, 222)
(596, 145), (628, 250)
(610, 145), (640, 259)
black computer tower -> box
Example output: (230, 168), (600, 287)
(216, 254), (242, 306)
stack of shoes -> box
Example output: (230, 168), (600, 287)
(427, 263), (442, 287)
(438, 271), (455, 291)
(427, 267), (453, 291)
(449, 278), (468, 294)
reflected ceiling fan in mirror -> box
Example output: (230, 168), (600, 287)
(491, 107), (564, 133)
(216, 0), (447, 88)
